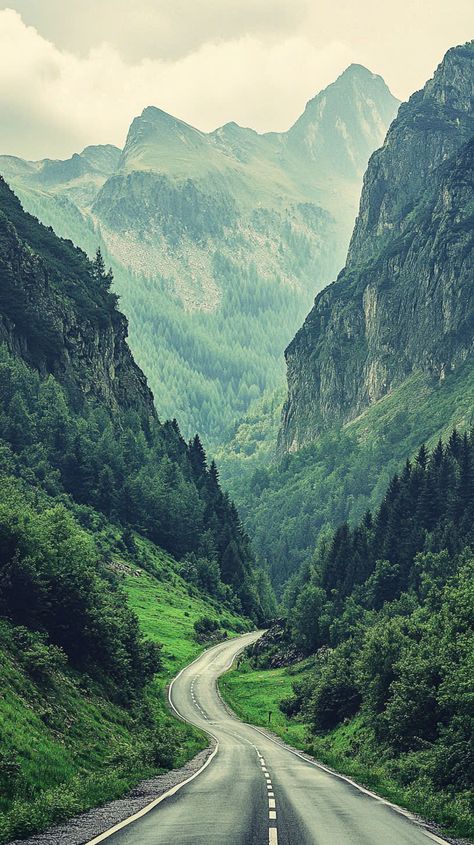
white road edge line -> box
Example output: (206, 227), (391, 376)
(249, 724), (451, 845)
(84, 742), (219, 844)
(85, 633), (259, 845)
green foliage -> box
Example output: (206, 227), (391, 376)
(251, 431), (473, 836)
(226, 365), (474, 590)
(193, 616), (220, 640)
(221, 430), (473, 838)
(0, 480), (159, 699)
(0, 346), (266, 621)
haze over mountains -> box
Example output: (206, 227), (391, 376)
(0, 65), (398, 443)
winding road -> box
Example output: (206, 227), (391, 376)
(88, 632), (451, 845)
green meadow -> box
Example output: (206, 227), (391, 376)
(0, 537), (250, 844)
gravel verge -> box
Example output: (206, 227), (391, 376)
(7, 742), (216, 845)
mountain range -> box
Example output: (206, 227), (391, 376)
(0, 65), (399, 443)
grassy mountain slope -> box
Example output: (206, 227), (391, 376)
(0, 505), (250, 844)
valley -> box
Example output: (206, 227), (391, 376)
(0, 21), (472, 845)
(0, 66), (398, 445)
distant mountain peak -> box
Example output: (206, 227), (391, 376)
(339, 63), (378, 79)
(138, 105), (201, 133)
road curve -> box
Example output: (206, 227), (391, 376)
(90, 632), (450, 845)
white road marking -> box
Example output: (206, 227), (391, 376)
(268, 792), (274, 797)
(249, 725), (452, 845)
(85, 633), (263, 845)
(269, 811), (277, 820)
(85, 743), (219, 845)
(269, 798), (276, 809)
(269, 827), (278, 845)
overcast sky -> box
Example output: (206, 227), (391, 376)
(0, 1), (472, 159)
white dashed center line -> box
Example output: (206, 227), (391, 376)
(269, 828), (278, 845)
(255, 748), (278, 845)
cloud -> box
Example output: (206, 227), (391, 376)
(4, 0), (309, 61)
(0, 8), (354, 158)
(0, 3), (472, 160)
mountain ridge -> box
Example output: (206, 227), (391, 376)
(0, 66), (399, 444)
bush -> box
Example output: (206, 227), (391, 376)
(193, 616), (219, 641)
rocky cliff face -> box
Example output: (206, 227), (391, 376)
(279, 43), (474, 452)
(0, 177), (155, 417)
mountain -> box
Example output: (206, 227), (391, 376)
(0, 175), (151, 416)
(0, 176), (276, 839)
(218, 42), (473, 589)
(0, 174), (270, 618)
(0, 67), (399, 444)
(280, 43), (473, 452)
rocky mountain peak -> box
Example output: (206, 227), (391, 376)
(348, 41), (473, 266)
(279, 43), (474, 453)
(286, 63), (399, 180)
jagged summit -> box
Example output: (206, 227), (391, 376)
(348, 39), (474, 266)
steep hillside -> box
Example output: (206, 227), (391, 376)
(0, 67), (398, 443)
(0, 176), (266, 617)
(280, 43), (473, 452)
(0, 181), (271, 840)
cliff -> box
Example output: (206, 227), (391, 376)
(279, 43), (474, 452)
(0, 176), (154, 416)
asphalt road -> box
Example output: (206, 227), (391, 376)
(92, 632), (450, 845)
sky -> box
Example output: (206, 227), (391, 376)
(0, 1), (472, 159)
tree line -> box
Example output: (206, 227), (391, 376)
(277, 431), (473, 824)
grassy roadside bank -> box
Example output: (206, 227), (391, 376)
(219, 659), (474, 841)
(0, 538), (251, 844)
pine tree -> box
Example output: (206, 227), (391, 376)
(189, 434), (207, 481)
(92, 247), (113, 291)
(416, 443), (429, 470)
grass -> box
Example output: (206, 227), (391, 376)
(219, 659), (309, 751)
(0, 535), (251, 844)
(220, 660), (474, 841)
(124, 536), (249, 676)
